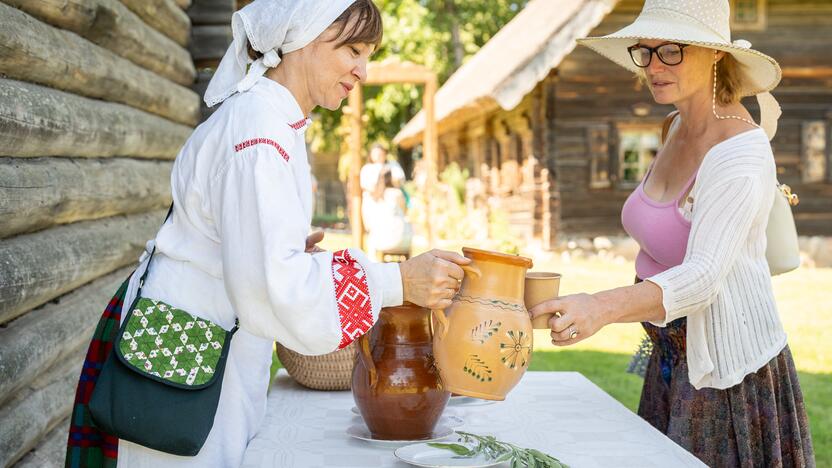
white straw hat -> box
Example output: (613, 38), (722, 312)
(578, 0), (782, 139)
(577, 0), (781, 99)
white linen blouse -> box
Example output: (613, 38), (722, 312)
(118, 77), (402, 467)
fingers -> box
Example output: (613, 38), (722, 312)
(550, 324), (577, 342)
(306, 230), (325, 246)
(424, 288), (456, 310)
(429, 297), (454, 310)
(305, 231), (325, 253)
(431, 249), (472, 266)
(430, 255), (465, 283)
(549, 312), (573, 333)
(529, 299), (565, 319)
(550, 321), (583, 346)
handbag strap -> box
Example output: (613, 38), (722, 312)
(135, 203), (239, 333)
(137, 202), (173, 291)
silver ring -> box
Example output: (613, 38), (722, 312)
(569, 327), (579, 339)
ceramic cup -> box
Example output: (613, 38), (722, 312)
(524, 272), (561, 329)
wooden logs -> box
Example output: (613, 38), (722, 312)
(187, 0), (234, 25)
(13, 417), (69, 468)
(0, 346), (85, 467)
(0, 268), (131, 406)
(0, 0), (195, 86)
(0, 157), (172, 239)
(190, 24), (233, 62)
(0, 4), (199, 126)
(0, 210), (166, 324)
(118, 0), (190, 47)
(0, 79), (191, 159)
(174, 0), (193, 9)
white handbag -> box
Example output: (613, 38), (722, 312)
(661, 111), (800, 276)
(765, 183), (801, 275)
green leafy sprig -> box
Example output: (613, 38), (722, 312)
(428, 431), (569, 468)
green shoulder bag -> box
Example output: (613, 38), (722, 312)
(89, 208), (238, 456)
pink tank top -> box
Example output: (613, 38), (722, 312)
(621, 165), (696, 279)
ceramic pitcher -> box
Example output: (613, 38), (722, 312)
(431, 247), (534, 400)
(352, 303), (450, 440)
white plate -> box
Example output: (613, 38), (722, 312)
(345, 424), (454, 448)
(349, 407), (465, 428)
(394, 442), (506, 467)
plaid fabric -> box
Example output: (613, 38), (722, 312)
(65, 277), (130, 468)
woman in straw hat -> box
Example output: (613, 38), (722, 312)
(531, 0), (814, 465)
(67, 1), (471, 466)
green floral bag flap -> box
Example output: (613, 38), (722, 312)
(115, 297), (236, 390)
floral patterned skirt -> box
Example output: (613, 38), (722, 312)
(638, 318), (815, 467)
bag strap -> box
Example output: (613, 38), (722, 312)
(661, 110), (680, 144)
(134, 203), (240, 332)
(137, 202), (173, 291)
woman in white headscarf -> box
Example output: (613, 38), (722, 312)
(530, 0), (814, 466)
(68, 1), (471, 467)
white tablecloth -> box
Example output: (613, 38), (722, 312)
(242, 370), (706, 468)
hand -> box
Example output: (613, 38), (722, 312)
(529, 293), (609, 346)
(305, 230), (325, 253)
(399, 249), (472, 309)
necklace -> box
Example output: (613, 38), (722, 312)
(712, 57), (759, 128)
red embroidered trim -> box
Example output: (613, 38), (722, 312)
(233, 138), (290, 161)
(331, 250), (373, 349)
(288, 119), (308, 130)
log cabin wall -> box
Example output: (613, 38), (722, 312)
(189, 0), (234, 122)
(0, 0), (199, 465)
(741, 0), (832, 235)
(552, 0), (832, 237)
(553, 0), (672, 237)
(438, 88), (553, 247)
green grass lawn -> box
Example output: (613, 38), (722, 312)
(273, 231), (831, 466)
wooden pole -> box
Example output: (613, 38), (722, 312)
(423, 76), (438, 245)
(348, 86), (364, 250)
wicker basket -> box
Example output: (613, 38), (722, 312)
(275, 341), (357, 390)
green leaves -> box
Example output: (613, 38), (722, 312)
(428, 431), (569, 468)
(308, 0), (530, 157)
(426, 442), (475, 456)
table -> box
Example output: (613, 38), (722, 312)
(242, 370), (706, 468)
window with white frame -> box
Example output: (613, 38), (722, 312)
(617, 126), (660, 187)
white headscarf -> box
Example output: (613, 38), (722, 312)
(204, 0), (357, 108)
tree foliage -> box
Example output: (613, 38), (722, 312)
(306, 0), (529, 160)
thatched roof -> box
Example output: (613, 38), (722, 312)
(394, 0), (617, 148)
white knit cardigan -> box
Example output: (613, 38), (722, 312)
(646, 128), (787, 390)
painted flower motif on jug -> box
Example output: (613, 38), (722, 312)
(500, 330), (531, 370)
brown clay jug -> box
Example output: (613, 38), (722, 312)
(351, 303), (450, 440)
(431, 247), (533, 400)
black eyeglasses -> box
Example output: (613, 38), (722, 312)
(627, 43), (690, 67)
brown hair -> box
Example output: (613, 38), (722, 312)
(247, 0), (383, 61)
(714, 53), (743, 105)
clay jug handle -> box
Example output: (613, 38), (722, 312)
(431, 309), (450, 340)
(357, 334), (378, 390)
(460, 264), (482, 279)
